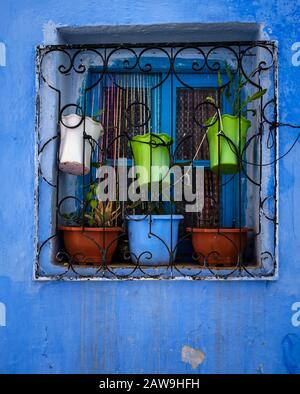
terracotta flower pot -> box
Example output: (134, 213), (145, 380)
(59, 226), (123, 264)
(186, 228), (251, 267)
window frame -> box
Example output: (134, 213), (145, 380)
(35, 41), (278, 281)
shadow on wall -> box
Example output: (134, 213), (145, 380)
(282, 334), (300, 374)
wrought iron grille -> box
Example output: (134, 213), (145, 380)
(35, 41), (278, 280)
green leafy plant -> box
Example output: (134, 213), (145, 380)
(127, 200), (167, 215)
(207, 62), (267, 117)
(62, 180), (121, 227)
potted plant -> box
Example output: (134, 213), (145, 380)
(126, 202), (183, 266)
(59, 111), (104, 176)
(127, 132), (183, 266)
(187, 196), (251, 267)
(59, 182), (122, 265)
(128, 132), (173, 187)
(206, 63), (267, 174)
(187, 227), (251, 267)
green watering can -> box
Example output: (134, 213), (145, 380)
(129, 133), (173, 187)
(206, 114), (251, 174)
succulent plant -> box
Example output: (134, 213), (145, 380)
(62, 180), (120, 227)
(206, 62), (267, 118)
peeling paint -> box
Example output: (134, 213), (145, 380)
(181, 345), (205, 369)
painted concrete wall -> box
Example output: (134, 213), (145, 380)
(0, 0), (300, 373)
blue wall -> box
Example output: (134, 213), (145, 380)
(1, 0), (300, 374)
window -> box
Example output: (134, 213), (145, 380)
(36, 41), (278, 280)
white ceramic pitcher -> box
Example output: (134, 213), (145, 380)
(59, 114), (103, 176)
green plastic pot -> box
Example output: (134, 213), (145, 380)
(129, 133), (173, 187)
(206, 114), (251, 174)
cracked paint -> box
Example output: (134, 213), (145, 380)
(181, 345), (205, 369)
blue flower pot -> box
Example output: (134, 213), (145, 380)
(127, 214), (184, 265)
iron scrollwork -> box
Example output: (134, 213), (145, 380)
(35, 41), (280, 280)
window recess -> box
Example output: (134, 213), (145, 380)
(36, 41), (278, 280)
